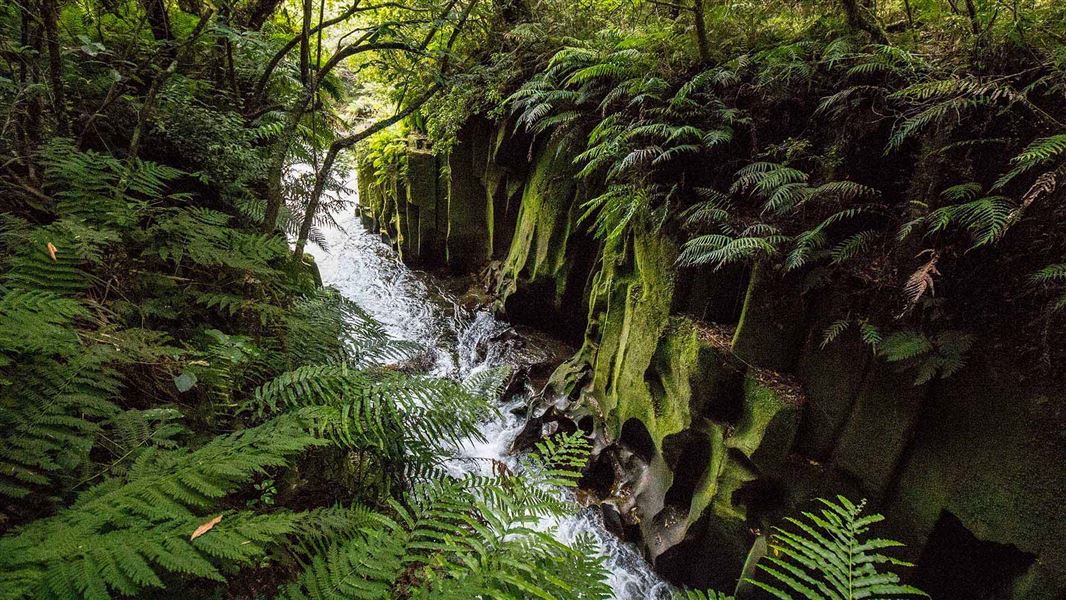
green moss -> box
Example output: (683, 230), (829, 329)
(586, 229), (680, 446)
(686, 421), (728, 524)
(831, 361), (927, 500)
(300, 253), (323, 287)
(731, 262), (808, 372)
(727, 376), (799, 474)
(495, 139), (580, 307)
(711, 455), (759, 521)
(355, 158), (384, 227)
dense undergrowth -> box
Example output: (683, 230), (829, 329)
(0, 0), (616, 597)
(386, 0), (1066, 380)
(0, 0), (1058, 597)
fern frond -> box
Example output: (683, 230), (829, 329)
(821, 319), (852, 348)
(887, 96), (980, 152)
(1032, 263), (1066, 284)
(282, 433), (606, 600)
(0, 416), (325, 598)
(879, 331), (933, 362)
(249, 364), (491, 465)
(678, 234), (784, 269)
(674, 591), (734, 600)
(750, 496), (925, 600)
(926, 195), (1014, 247)
(995, 134), (1066, 188)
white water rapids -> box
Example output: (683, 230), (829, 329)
(304, 197), (673, 599)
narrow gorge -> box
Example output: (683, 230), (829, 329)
(352, 115), (1065, 598)
(3, 0), (1064, 597)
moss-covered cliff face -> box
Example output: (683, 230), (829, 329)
(356, 118), (1066, 599)
(493, 137), (598, 342)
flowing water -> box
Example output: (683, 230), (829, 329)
(305, 197), (673, 599)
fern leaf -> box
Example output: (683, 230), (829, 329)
(750, 497), (925, 600)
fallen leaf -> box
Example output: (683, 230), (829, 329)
(46, 243), (57, 262)
(190, 514), (222, 540)
(173, 371), (198, 393)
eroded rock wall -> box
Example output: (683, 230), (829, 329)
(356, 117), (1066, 599)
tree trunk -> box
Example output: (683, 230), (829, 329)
(176, 0), (203, 16)
(299, 0), (312, 86)
(141, 0), (173, 43)
(293, 86), (441, 260)
(962, 0), (981, 35)
(267, 0), (475, 235)
(239, 0), (285, 30)
(260, 40), (420, 233)
(129, 61), (177, 160)
(42, 0), (68, 135)
(692, 0), (709, 64)
(246, 1), (368, 112)
(839, 0), (888, 44)
(18, 3), (43, 175)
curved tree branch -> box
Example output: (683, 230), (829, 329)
(293, 0), (481, 256)
(293, 83), (442, 260)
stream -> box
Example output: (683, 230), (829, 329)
(304, 195), (673, 599)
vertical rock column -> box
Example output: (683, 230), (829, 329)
(445, 119), (492, 271)
(404, 144), (442, 265)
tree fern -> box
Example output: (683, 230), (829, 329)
(877, 330), (934, 362)
(94, 408), (187, 478)
(1032, 263), (1066, 311)
(248, 364), (492, 474)
(863, 329), (974, 384)
(886, 78), (1021, 152)
(0, 416), (326, 598)
(821, 318), (853, 348)
(925, 189), (1015, 248)
(749, 496), (926, 600)
(35, 139), (187, 238)
(1, 221), (108, 296)
(1032, 263), (1066, 284)
(0, 289), (89, 357)
(280, 433), (610, 600)
(678, 232), (786, 269)
(994, 133), (1066, 191)
(579, 184), (653, 243)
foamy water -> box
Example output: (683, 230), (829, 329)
(305, 190), (672, 599)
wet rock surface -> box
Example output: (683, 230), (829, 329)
(357, 115), (1066, 599)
